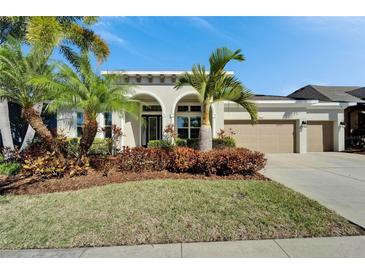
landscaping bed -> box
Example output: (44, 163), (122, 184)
(0, 169), (267, 196)
(0, 146), (268, 195)
(0, 179), (363, 249)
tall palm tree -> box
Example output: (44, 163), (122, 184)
(0, 16), (109, 64)
(0, 38), (59, 151)
(175, 47), (258, 151)
(34, 53), (139, 155)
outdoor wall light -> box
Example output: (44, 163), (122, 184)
(301, 121), (308, 128)
(340, 121), (346, 127)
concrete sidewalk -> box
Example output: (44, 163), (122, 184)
(1, 236), (365, 258)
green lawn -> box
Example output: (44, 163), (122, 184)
(0, 179), (362, 249)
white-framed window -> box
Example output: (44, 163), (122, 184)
(76, 112), (84, 137)
(176, 104), (202, 139)
(104, 112), (112, 138)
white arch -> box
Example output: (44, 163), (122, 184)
(170, 90), (217, 137)
(131, 90), (166, 117)
(170, 90), (216, 119)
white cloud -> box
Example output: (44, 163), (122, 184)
(97, 30), (126, 47)
(186, 17), (239, 43)
(188, 17), (216, 31)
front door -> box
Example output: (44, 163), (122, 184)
(141, 115), (162, 146)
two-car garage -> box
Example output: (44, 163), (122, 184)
(224, 120), (334, 153)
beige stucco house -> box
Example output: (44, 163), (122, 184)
(1, 71), (364, 153)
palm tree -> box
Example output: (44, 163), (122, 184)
(0, 16), (109, 64)
(0, 38), (59, 151)
(175, 47), (258, 151)
(35, 53), (139, 155)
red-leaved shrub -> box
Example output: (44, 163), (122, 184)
(117, 146), (266, 176)
(201, 148), (266, 176)
(117, 147), (170, 172)
(166, 147), (202, 173)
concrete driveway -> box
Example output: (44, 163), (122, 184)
(261, 152), (365, 228)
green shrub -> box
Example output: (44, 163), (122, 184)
(175, 138), (199, 149)
(175, 138), (187, 147)
(213, 136), (236, 149)
(0, 162), (22, 176)
(147, 140), (173, 149)
(0, 154), (4, 164)
(65, 138), (112, 156)
(89, 138), (112, 155)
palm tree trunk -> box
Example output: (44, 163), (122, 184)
(199, 103), (212, 151)
(20, 103), (43, 151)
(79, 114), (98, 156)
(22, 106), (56, 151)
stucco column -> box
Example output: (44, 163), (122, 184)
(333, 112), (345, 152)
(212, 102), (224, 138)
(296, 118), (307, 153)
(0, 99), (14, 149)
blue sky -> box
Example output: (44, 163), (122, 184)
(90, 16), (365, 96)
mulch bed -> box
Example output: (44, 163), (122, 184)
(0, 169), (268, 196)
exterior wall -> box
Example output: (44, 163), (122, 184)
(53, 72), (350, 152)
(224, 103), (347, 153)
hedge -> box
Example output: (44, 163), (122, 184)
(117, 147), (266, 176)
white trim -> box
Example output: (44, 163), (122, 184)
(101, 70), (234, 76)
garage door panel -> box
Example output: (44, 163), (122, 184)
(307, 121), (333, 152)
(225, 120), (295, 153)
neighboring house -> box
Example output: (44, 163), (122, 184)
(1, 71), (364, 153)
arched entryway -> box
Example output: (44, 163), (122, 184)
(123, 93), (165, 147)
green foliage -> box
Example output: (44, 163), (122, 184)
(0, 16), (109, 63)
(33, 53), (139, 122)
(212, 136), (236, 149)
(89, 138), (112, 155)
(175, 138), (187, 147)
(0, 38), (56, 109)
(0, 162), (21, 176)
(22, 151), (89, 179)
(175, 47), (257, 123)
(147, 140), (173, 149)
(65, 138), (112, 156)
(175, 138), (199, 150)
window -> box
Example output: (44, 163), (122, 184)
(76, 112), (84, 137)
(142, 105), (162, 112)
(104, 112), (112, 138)
(190, 105), (201, 112)
(177, 116), (200, 139)
(177, 105), (201, 112)
(177, 105), (189, 112)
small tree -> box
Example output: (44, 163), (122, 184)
(0, 38), (60, 152)
(35, 53), (139, 155)
(175, 47), (257, 151)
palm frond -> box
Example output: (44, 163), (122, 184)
(209, 47), (245, 75)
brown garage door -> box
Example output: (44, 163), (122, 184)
(307, 121), (334, 152)
(224, 120), (296, 153)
